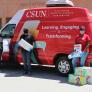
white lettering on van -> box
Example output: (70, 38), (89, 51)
(42, 25), (79, 30)
(26, 10), (47, 18)
(46, 34), (71, 39)
(42, 26), (59, 30)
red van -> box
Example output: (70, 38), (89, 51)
(1, 7), (92, 76)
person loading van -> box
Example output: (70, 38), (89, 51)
(20, 28), (35, 75)
(72, 26), (90, 69)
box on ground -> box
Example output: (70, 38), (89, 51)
(74, 67), (92, 77)
(68, 74), (86, 85)
(86, 75), (92, 84)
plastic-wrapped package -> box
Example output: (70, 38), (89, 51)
(86, 76), (92, 84)
(68, 74), (86, 85)
(74, 67), (92, 77)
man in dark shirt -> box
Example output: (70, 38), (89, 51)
(20, 28), (35, 75)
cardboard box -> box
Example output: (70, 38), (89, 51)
(68, 44), (82, 59)
(18, 39), (33, 52)
(74, 44), (82, 53)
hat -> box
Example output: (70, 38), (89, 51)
(23, 28), (28, 33)
(79, 26), (85, 31)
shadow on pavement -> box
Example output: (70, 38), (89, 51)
(0, 65), (69, 84)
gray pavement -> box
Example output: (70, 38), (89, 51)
(0, 66), (92, 92)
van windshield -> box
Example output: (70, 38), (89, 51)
(1, 24), (16, 38)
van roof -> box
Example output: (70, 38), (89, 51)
(5, 7), (92, 27)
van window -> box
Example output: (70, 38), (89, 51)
(1, 24), (16, 38)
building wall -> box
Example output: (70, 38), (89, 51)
(71, 0), (92, 10)
(0, 0), (92, 27)
(0, 0), (46, 27)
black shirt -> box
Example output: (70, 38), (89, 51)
(20, 34), (35, 45)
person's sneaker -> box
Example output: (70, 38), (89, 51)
(28, 71), (31, 75)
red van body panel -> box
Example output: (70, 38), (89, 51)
(2, 7), (92, 66)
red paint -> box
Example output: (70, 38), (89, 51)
(1, 7), (92, 66)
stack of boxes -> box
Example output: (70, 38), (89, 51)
(68, 67), (92, 85)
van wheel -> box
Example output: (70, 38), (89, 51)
(55, 56), (73, 77)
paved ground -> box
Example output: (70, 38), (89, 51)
(0, 65), (92, 92)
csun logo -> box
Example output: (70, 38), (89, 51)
(26, 10), (47, 18)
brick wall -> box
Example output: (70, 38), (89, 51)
(71, 0), (92, 10)
(0, 0), (46, 27)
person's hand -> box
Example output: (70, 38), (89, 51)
(83, 48), (89, 52)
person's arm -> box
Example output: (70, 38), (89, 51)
(20, 35), (23, 40)
(31, 36), (35, 47)
(86, 40), (90, 48)
(83, 41), (90, 52)
(29, 35), (35, 46)
(84, 35), (90, 52)
(32, 35), (35, 44)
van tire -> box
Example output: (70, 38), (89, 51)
(55, 56), (73, 77)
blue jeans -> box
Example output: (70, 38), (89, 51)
(14, 42), (19, 58)
(22, 50), (32, 72)
(72, 52), (88, 69)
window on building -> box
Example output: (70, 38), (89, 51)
(6, 17), (12, 23)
